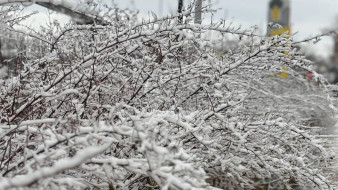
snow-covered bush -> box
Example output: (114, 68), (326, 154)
(0, 1), (337, 189)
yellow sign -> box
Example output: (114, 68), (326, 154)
(272, 5), (280, 20)
(278, 66), (288, 79)
(269, 26), (291, 36)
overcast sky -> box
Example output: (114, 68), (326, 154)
(25, 0), (338, 59)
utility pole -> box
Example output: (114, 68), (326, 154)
(178, 0), (183, 23)
(194, 0), (202, 24)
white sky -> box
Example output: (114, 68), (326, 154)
(23, 0), (338, 59)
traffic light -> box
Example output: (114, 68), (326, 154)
(267, 0), (291, 36)
(267, 0), (291, 78)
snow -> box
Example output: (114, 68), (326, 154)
(0, 143), (112, 189)
(0, 2), (337, 189)
(0, 66), (8, 79)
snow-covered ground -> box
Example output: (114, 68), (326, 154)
(320, 97), (338, 181)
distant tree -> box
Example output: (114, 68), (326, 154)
(0, 1), (337, 189)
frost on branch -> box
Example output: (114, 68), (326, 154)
(0, 3), (337, 190)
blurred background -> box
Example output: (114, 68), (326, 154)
(4, 0), (338, 82)
(23, 0), (338, 55)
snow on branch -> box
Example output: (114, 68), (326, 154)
(0, 143), (112, 189)
(0, 2), (337, 190)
